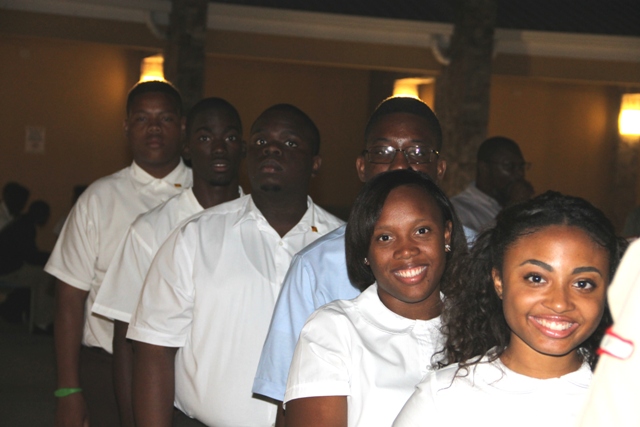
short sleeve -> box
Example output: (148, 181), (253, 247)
(45, 193), (98, 291)
(392, 373), (439, 427)
(126, 225), (195, 347)
(283, 306), (352, 405)
(92, 223), (154, 323)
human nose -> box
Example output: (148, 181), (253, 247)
(388, 149), (411, 171)
(262, 140), (282, 156)
(147, 116), (161, 133)
(211, 138), (228, 153)
(543, 285), (575, 313)
(393, 238), (420, 259)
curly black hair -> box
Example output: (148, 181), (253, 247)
(437, 191), (627, 373)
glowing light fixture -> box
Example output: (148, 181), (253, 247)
(392, 78), (434, 100)
(139, 54), (165, 82)
(619, 93), (640, 136)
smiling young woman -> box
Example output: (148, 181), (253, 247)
(393, 191), (628, 427)
(282, 169), (467, 427)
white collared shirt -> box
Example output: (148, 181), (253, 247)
(393, 356), (592, 427)
(45, 161), (192, 352)
(93, 186), (244, 323)
(127, 194), (344, 427)
(450, 181), (502, 233)
(284, 284), (443, 427)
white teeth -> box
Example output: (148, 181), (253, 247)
(395, 266), (426, 278)
(535, 318), (574, 331)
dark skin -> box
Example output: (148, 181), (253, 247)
(277, 111), (446, 427)
(54, 90), (184, 427)
(476, 146), (526, 207)
(133, 106), (320, 426)
(115, 106), (245, 427)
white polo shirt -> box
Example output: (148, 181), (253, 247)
(92, 186), (244, 323)
(284, 284), (443, 427)
(393, 356), (592, 427)
(127, 194), (344, 427)
(577, 239), (640, 427)
(45, 161), (192, 353)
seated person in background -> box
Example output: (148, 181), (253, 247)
(622, 205), (640, 238)
(0, 182), (30, 231)
(393, 191), (627, 427)
(92, 97), (246, 427)
(0, 200), (52, 327)
(53, 185), (87, 237)
(128, 104), (344, 427)
(451, 136), (530, 233)
(253, 98), (477, 422)
(284, 169), (467, 427)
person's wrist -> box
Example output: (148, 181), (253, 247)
(54, 387), (83, 398)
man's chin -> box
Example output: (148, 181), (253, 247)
(259, 184), (282, 192)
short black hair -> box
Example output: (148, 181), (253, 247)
(439, 191), (628, 372)
(126, 80), (182, 116)
(27, 200), (50, 225)
(186, 97), (242, 137)
(345, 169), (466, 292)
(251, 104), (320, 155)
(364, 97), (443, 150)
(477, 136), (522, 162)
(3, 182), (30, 215)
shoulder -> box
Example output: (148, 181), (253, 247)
(302, 299), (354, 335)
(296, 224), (346, 259)
(309, 203), (345, 230)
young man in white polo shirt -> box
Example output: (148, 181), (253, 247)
(92, 97), (245, 426)
(45, 81), (192, 427)
(128, 104), (344, 427)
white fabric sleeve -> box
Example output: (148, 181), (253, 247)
(45, 194), (98, 291)
(283, 307), (352, 405)
(126, 225), (195, 348)
(392, 373), (439, 427)
(92, 223), (154, 323)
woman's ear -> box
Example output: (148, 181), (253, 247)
(492, 268), (503, 299)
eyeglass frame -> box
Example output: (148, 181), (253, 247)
(362, 145), (440, 165)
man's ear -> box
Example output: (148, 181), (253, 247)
(356, 155), (366, 183)
(311, 155), (322, 178)
(123, 118), (129, 135)
(492, 268), (503, 299)
(436, 159), (447, 185)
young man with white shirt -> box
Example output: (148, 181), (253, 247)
(92, 97), (245, 427)
(46, 81), (192, 427)
(128, 104), (344, 427)
(253, 97), (477, 426)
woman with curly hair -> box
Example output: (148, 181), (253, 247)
(394, 191), (627, 427)
(283, 169), (467, 427)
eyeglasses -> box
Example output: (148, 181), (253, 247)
(363, 146), (440, 165)
(489, 161), (532, 173)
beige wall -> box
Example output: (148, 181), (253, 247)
(487, 76), (618, 220)
(0, 35), (140, 250)
(1, 28), (636, 251)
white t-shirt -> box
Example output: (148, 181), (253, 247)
(393, 356), (592, 427)
(92, 186), (243, 323)
(45, 161), (192, 352)
(284, 284), (443, 427)
(127, 194), (344, 427)
(577, 239), (640, 427)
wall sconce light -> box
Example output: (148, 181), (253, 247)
(619, 93), (640, 136)
(392, 78), (434, 100)
(139, 54), (165, 82)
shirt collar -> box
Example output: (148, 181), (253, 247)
(129, 160), (192, 190)
(356, 283), (442, 333)
(233, 195), (321, 236)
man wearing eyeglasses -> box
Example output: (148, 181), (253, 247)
(450, 136), (531, 233)
(253, 97), (476, 426)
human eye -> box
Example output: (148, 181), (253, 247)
(226, 134), (238, 142)
(371, 146), (391, 155)
(162, 115), (176, 122)
(573, 279), (596, 291)
(284, 140), (298, 148)
(524, 273), (546, 285)
(254, 138), (267, 146)
(376, 234), (392, 242)
(197, 134), (211, 143)
(415, 226), (430, 235)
